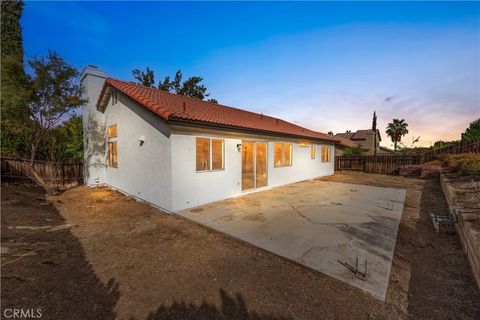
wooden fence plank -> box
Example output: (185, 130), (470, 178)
(1, 157), (83, 186)
(335, 139), (479, 174)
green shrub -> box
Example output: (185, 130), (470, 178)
(342, 145), (364, 157)
(442, 153), (480, 175)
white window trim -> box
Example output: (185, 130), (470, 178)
(321, 145), (331, 163)
(196, 137), (225, 172)
(274, 143), (293, 168)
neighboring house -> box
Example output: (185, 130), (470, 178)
(81, 66), (339, 211)
(334, 129), (393, 155)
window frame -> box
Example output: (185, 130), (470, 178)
(321, 145), (331, 163)
(195, 137), (225, 172)
(311, 145), (316, 159)
(107, 124), (117, 138)
(274, 143), (284, 168)
(107, 124), (118, 168)
(283, 143), (292, 166)
(108, 141), (118, 168)
(299, 141), (309, 147)
(273, 143), (293, 167)
(211, 138), (225, 171)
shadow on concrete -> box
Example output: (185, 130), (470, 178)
(337, 214), (398, 261)
(1, 182), (120, 319)
(144, 288), (292, 320)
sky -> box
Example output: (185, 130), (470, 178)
(22, 1), (480, 147)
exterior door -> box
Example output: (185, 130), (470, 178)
(242, 141), (268, 191)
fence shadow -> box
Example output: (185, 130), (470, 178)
(144, 288), (292, 320)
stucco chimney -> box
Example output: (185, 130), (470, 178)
(365, 130), (379, 155)
(81, 65), (108, 185)
(80, 65), (107, 103)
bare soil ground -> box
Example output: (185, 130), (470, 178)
(2, 173), (480, 320)
(443, 173), (480, 210)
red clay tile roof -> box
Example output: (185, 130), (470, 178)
(336, 137), (366, 149)
(335, 132), (355, 140)
(97, 78), (338, 142)
(334, 129), (381, 142)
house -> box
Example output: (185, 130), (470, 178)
(334, 129), (393, 155)
(81, 66), (339, 211)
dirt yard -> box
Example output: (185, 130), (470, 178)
(2, 172), (480, 320)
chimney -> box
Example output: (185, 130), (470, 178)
(80, 65), (108, 107)
(81, 65), (108, 185)
(80, 65), (107, 82)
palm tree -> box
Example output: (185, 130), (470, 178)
(386, 119), (409, 151)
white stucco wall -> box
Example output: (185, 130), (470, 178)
(102, 93), (173, 211)
(171, 133), (335, 211)
(267, 142), (335, 189)
(82, 66), (334, 213)
(80, 66), (107, 185)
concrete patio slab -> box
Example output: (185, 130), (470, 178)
(177, 179), (406, 300)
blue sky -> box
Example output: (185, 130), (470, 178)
(23, 1), (480, 147)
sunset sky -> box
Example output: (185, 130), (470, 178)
(23, 1), (480, 147)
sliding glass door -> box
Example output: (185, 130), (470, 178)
(242, 141), (268, 191)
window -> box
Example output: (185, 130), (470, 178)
(196, 137), (224, 171)
(212, 139), (224, 170)
(274, 143), (283, 167)
(283, 144), (292, 166)
(108, 141), (118, 167)
(107, 124), (117, 138)
(311, 145), (316, 159)
(299, 141), (309, 147)
(196, 138), (210, 171)
(321, 145), (331, 163)
(107, 124), (118, 168)
(274, 143), (293, 167)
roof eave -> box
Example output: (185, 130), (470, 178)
(168, 118), (339, 144)
(96, 79), (172, 120)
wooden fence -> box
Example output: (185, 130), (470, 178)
(335, 155), (421, 174)
(335, 139), (479, 174)
(421, 139), (480, 162)
(1, 157), (83, 186)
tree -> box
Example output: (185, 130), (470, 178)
(386, 119), (409, 152)
(1, 0), (31, 158)
(176, 75), (208, 99)
(27, 51), (86, 165)
(461, 118), (480, 142)
(398, 136), (420, 154)
(43, 115), (83, 162)
(132, 67), (155, 88)
(372, 110), (377, 155)
(342, 145), (364, 157)
(1, 0), (24, 58)
(132, 67), (213, 100)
